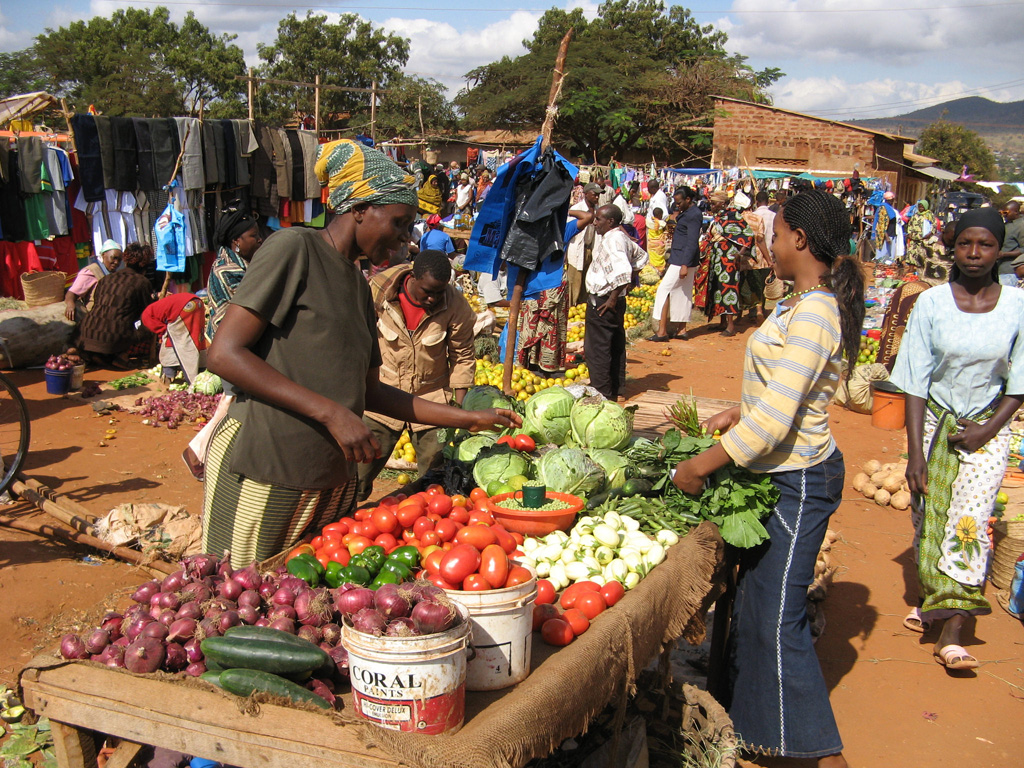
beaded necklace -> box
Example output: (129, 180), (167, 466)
(782, 283), (828, 301)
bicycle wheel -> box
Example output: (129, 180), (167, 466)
(0, 371), (30, 495)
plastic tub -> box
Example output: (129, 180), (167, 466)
(871, 380), (905, 430)
(488, 491), (585, 536)
(343, 602), (470, 734)
(44, 368), (72, 395)
(70, 364), (85, 390)
(445, 565), (537, 691)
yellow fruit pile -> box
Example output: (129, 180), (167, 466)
(474, 356), (589, 401)
(567, 324), (585, 342)
(567, 303), (586, 342)
(392, 430), (417, 463)
(465, 294), (485, 313)
(568, 304), (586, 322)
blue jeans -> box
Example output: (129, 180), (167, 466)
(724, 449), (845, 758)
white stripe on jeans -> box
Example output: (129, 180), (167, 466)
(775, 467), (806, 755)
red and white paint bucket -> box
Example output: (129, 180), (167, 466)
(342, 602), (470, 734)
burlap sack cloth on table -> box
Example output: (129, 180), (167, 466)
(19, 522), (724, 768)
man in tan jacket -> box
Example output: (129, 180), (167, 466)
(356, 249), (477, 501)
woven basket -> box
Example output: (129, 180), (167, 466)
(679, 684), (738, 768)
(21, 271), (65, 307)
(989, 519), (1024, 590)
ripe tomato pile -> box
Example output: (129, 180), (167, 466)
(306, 485), (531, 592)
(531, 578), (625, 646)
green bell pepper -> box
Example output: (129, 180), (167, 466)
(295, 553), (325, 578)
(388, 545), (420, 569)
(370, 569), (401, 589)
(380, 559), (412, 581)
(339, 564), (371, 587)
(286, 557), (320, 587)
(324, 561), (345, 589)
(349, 554), (379, 577)
(361, 545), (387, 570)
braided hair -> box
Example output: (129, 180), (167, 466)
(780, 191), (865, 370)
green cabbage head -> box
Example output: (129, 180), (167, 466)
(536, 447), (605, 497)
(462, 385), (514, 412)
(570, 397), (634, 451)
(523, 386), (575, 445)
(455, 435), (496, 463)
(472, 447), (533, 489)
(587, 449), (633, 490)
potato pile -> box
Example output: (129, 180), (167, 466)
(851, 459), (911, 510)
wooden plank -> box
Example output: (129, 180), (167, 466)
(630, 390), (740, 439)
(50, 720), (97, 768)
(22, 665), (398, 768)
(102, 739), (143, 768)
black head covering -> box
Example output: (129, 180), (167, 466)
(954, 207), (1005, 245)
(214, 209), (257, 249)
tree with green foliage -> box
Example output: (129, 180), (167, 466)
(456, 0), (781, 161)
(32, 7), (245, 116)
(0, 50), (50, 99)
(373, 74), (459, 138)
(918, 119), (996, 181)
(255, 12), (410, 129)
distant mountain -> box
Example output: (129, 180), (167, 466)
(849, 97), (1024, 139)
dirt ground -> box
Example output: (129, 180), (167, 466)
(1, 318), (1022, 767)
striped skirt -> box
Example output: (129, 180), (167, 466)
(202, 417), (356, 568)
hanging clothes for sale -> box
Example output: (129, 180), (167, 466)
(93, 116), (116, 190)
(43, 147), (71, 236)
(150, 119), (180, 189)
(173, 117), (204, 191)
(74, 189), (139, 254)
(72, 115), (105, 202)
(0, 150), (28, 241)
(287, 130), (305, 201)
(17, 137), (44, 194)
(110, 117), (138, 191)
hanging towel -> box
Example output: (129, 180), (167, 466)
(110, 117), (138, 191)
(94, 116), (116, 190)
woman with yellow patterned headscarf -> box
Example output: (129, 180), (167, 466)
(201, 139), (520, 566)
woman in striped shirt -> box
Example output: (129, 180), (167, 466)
(673, 191), (864, 766)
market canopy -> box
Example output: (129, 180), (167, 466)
(914, 166), (960, 182)
(0, 92), (58, 126)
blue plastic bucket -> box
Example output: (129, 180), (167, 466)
(44, 368), (72, 395)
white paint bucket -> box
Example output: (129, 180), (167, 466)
(342, 602), (470, 734)
(446, 568), (537, 691)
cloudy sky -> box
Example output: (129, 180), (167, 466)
(3, 0), (1022, 120)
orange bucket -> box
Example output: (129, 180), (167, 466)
(871, 381), (905, 430)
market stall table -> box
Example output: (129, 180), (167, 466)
(20, 523), (724, 768)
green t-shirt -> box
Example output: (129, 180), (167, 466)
(227, 227), (382, 490)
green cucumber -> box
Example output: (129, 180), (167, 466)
(218, 668), (330, 709)
(223, 626), (317, 647)
(200, 670), (223, 687)
(621, 478), (653, 496)
(200, 636), (328, 676)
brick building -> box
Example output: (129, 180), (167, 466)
(711, 97), (940, 205)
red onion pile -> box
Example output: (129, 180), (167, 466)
(335, 582), (462, 638)
(135, 392), (221, 430)
(59, 554), (352, 683)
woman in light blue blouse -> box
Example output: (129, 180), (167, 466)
(890, 207), (1024, 671)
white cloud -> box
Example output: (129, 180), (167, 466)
(0, 8), (23, 50)
(381, 11), (542, 95)
(718, 0), (1020, 68)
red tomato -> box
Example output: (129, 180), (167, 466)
(455, 524), (498, 550)
(315, 552), (331, 569)
(434, 519), (458, 543)
(310, 535), (324, 550)
(541, 617), (574, 646)
(513, 434), (536, 452)
(321, 538), (343, 555)
(353, 520), (378, 539)
(462, 574), (491, 591)
(496, 435), (516, 448)
(341, 533), (356, 546)
(397, 500), (426, 527)
(451, 494), (468, 508)
(322, 520), (351, 537)
(504, 566), (533, 587)
(420, 530), (441, 547)
(439, 544), (482, 585)
(353, 507), (370, 521)
(449, 507), (470, 525)
(329, 549), (351, 567)
(420, 543), (442, 559)
(425, 572), (458, 590)
(373, 533), (398, 552)
(479, 544), (510, 589)
(560, 581), (600, 609)
(533, 603), (561, 631)
(286, 544), (315, 561)
(469, 487), (489, 504)
(575, 591), (607, 620)
(468, 510), (496, 527)
(428, 495), (453, 517)
(491, 526), (517, 555)
(425, 512), (442, 524)
(413, 516), (435, 539)
(562, 608), (590, 636)
(422, 549), (444, 574)
(509, 531), (525, 546)
(347, 536), (374, 555)
(371, 508), (398, 534)
(425, 484), (446, 496)
(600, 581), (625, 607)
(380, 495), (402, 506)
(535, 579), (556, 605)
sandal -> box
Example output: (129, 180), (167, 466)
(934, 644), (979, 670)
(903, 607), (932, 633)
(678, 331), (690, 341)
(721, 329), (737, 337)
(181, 447), (205, 482)
(647, 334), (671, 343)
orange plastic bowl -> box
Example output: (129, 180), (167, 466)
(487, 491), (585, 536)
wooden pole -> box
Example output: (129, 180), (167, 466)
(314, 73), (321, 138)
(502, 28), (573, 396)
(418, 95), (425, 138)
(247, 67), (254, 121)
(370, 80), (377, 144)
(60, 98), (77, 155)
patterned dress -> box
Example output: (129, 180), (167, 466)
(694, 208), (754, 318)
